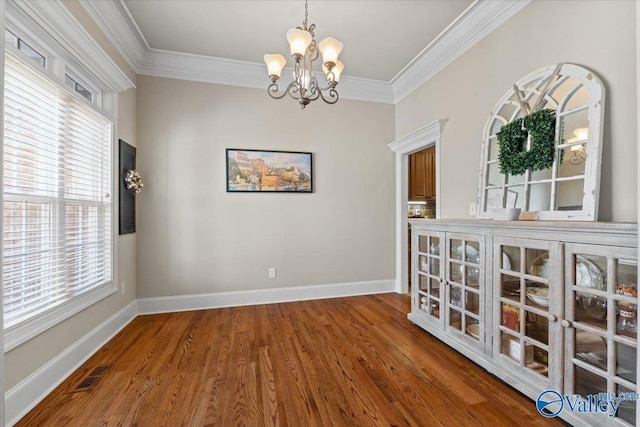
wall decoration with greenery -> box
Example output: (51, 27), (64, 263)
(496, 109), (556, 176)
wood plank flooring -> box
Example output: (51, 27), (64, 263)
(16, 293), (563, 426)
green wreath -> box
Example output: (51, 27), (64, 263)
(496, 109), (557, 176)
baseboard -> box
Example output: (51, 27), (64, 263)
(5, 300), (137, 427)
(137, 279), (396, 315)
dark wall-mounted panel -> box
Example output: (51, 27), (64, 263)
(119, 139), (136, 235)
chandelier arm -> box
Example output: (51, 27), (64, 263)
(267, 82), (289, 100)
(308, 77), (319, 95)
(315, 80), (338, 92)
(306, 87), (320, 102)
(325, 70), (337, 87)
(286, 82), (305, 100)
(318, 87), (339, 105)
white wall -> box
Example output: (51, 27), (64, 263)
(396, 0), (637, 222)
(135, 76), (396, 298)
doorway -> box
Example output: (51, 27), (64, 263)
(388, 119), (444, 295)
(407, 145), (437, 292)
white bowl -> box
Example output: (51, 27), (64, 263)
(526, 287), (549, 307)
(491, 208), (521, 221)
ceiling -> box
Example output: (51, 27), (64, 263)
(122, 0), (473, 82)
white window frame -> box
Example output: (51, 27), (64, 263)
(3, 3), (121, 352)
(63, 67), (100, 105)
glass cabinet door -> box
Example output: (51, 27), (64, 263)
(414, 231), (444, 326)
(564, 243), (638, 426)
(493, 237), (563, 391)
(445, 233), (484, 347)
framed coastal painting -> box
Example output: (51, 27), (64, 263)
(226, 149), (313, 193)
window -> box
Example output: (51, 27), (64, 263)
(65, 74), (93, 102)
(5, 29), (46, 68)
(3, 52), (113, 337)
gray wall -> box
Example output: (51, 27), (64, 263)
(396, 0), (637, 222)
(135, 76), (396, 298)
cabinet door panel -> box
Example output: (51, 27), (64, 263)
(493, 236), (563, 391)
(445, 232), (485, 350)
(408, 146), (436, 201)
(413, 231), (445, 327)
(564, 243), (638, 427)
(410, 150), (427, 200)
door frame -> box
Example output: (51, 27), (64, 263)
(388, 119), (445, 293)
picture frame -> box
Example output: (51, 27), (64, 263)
(119, 139), (136, 234)
(226, 149), (313, 193)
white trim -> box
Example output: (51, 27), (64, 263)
(388, 120), (446, 294)
(138, 49), (271, 89)
(78, 0), (148, 72)
(388, 121), (445, 155)
(138, 49), (395, 104)
(80, 0), (528, 104)
(76, 1), (396, 104)
(4, 301), (137, 427)
(336, 75), (395, 104)
(137, 280), (395, 315)
(7, 0), (134, 93)
(4, 285), (117, 353)
(390, 0), (532, 103)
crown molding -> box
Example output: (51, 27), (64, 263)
(78, 0), (531, 104)
(78, 0), (148, 71)
(78, 0), (394, 103)
(390, 0), (533, 103)
(138, 49), (266, 89)
(8, 0), (134, 93)
(338, 75), (395, 104)
(138, 49), (395, 104)
(388, 119), (445, 155)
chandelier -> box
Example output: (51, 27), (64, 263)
(263, 0), (344, 109)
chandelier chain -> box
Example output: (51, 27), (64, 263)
(304, 0), (309, 28)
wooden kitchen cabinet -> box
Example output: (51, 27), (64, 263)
(409, 219), (638, 427)
(409, 146), (436, 202)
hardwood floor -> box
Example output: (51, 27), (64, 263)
(16, 294), (563, 426)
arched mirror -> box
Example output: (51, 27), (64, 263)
(477, 63), (605, 221)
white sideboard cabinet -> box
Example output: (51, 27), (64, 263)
(409, 219), (638, 427)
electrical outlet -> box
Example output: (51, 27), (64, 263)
(120, 281), (126, 295)
(268, 267), (276, 279)
(469, 202), (477, 216)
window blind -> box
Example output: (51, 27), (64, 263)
(3, 52), (113, 329)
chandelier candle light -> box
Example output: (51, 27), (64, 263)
(264, 0), (344, 109)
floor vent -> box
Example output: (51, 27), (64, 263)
(69, 365), (110, 393)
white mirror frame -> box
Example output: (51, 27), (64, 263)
(477, 63), (605, 221)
